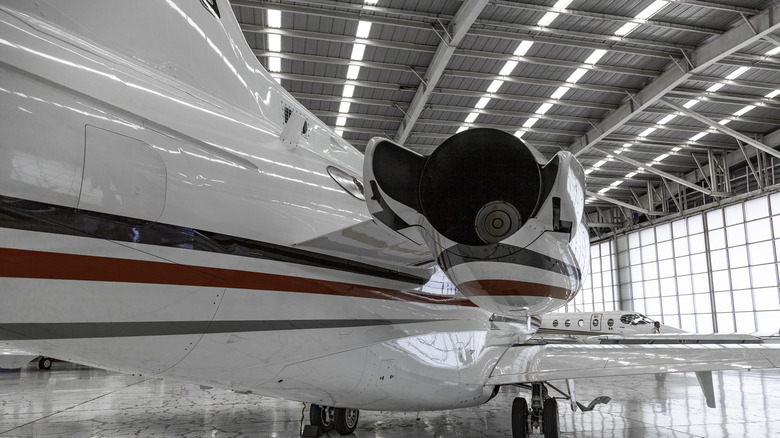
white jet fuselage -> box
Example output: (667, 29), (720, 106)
(0, 0), (588, 411)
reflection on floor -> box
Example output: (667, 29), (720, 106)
(1, 362), (779, 437)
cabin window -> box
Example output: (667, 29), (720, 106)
(327, 166), (365, 200)
(607, 318), (614, 327)
(592, 318), (599, 327)
(552, 320), (558, 327)
(578, 319), (584, 327)
(564, 320), (571, 327)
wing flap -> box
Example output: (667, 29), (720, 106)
(488, 341), (780, 385)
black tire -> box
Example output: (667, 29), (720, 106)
(511, 397), (529, 438)
(309, 404), (334, 431)
(543, 397), (559, 438)
(334, 407), (359, 435)
(38, 357), (52, 370)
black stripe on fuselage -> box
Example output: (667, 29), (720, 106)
(0, 195), (427, 285)
(437, 242), (581, 280)
(0, 319), (444, 341)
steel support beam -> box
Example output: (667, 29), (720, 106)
(586, 191), (664, 216)
(660, 98), (780, 160)
(567, 2), (780, 157)
(393, 0), (489, 145)
(593, 147), (716, 196)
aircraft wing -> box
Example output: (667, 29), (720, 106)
(488, 335), (780, 385)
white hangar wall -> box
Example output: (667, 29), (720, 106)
(572, 191), (780, 334)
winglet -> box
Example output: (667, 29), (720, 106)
(695, 371), (716, 408)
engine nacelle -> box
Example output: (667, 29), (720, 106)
(364, 128), (589, 317)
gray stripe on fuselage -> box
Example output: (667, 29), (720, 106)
(0, 319), (445, 341)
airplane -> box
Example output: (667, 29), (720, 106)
(1, 1), (779, 437)
(538, 311), (686, 337)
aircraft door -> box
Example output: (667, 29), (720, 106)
(590, 314), (603, 331)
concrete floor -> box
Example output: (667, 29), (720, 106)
(1, 361), (779, 437)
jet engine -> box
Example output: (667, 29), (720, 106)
(364, 128), (588, 316)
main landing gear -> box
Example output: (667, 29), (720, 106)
(510, 381), (610, 438)
(511, 382), (559, 438)
(308, 404), (359, 436)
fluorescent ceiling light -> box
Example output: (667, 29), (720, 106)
(707, 83), (724, 92)
(475, 97), (491, 109)
(625, 172), (637, 178)
(364, 0), (378, 5)
(639, 127), (656, 137)
(514, 130), (526, 138)
(683, 99), (698, 108)
(551, 86), (569, 100)
(553, 0), (573, 9)
(657, 114), (676, 125)
(335, 128), (344, 137)
(356, 21), (372, 39)
(614, 22), (639, 37)
(654, 153), (668, 162)
(598, 187), (611, 194)
(593, 160), (606, 168)
(622, 143), (632, 148)
(766, 89), (780, 98)
(566, 68), (587, 83)
(733, 105), (755, 117)
(338, 102), (351, 113)
(522, 117), (539, 128)
(342, 84), (355, 98)
(514, 41), (534, 56)
(725, 66), (750, 80)
(268, 56), (281, 72)
(486, 80), (503, 93)
(336, 116), (347, 126)
(767, 46), (780, 56)
(718, 119), (730, 126)
(671, 147), (681, 152)
(610, 180), (623, 187)
(456, 126), (468, 133)
(267, 9), (281, 28)
(346, 65), (360, 80)
(351, 44), (366, 61)
(585, 168), (594, 175)
(537, 12), (559, 27)
(499, 61), (518, 76)
(536, 103), (553, 115)
(584, 49), (607, 65)
(268, 34), (282, 52)
(464, 112), (479, 123)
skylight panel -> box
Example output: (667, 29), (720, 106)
(683, 99), (698, 108)
(657, 114), (676, 125)
(523, 117), (539, 128)
(639, 128), (656, 137)
(584, 49), (607, 65)
(636, 1), (668, 20)
(356, 21), (372, 39)
(514, 41), (534, 56)
(514, 130), (526, 138)
(551, 86), (569, 100)
(338, 102), (351, 113)
(336, 116), (347, 127)
(475, 97), (491, 109)
(707, 83), (724, 92)
(725, 66), (750, 80)
(464, 112), (479, 123)
(346, 65), (360, 80)
(536, 103), (553, 115)
(614, 23), (639, 37)
(566, 68), (587, 83)
(499, 61), (518, 76)
(768, 46), (780, 56)
(351, 44), (366, 61)
(733, 105), (755, 117)
(537, 12), (559, 27)
(268, 34), (281, 52)
(486, 80), (503, 93)
(268, 57), (281, 72)
(342, 84), (355, 98)
(766, 90), (780, 98)
(689, 132), (707, 141)
(267, 9), (281, 28)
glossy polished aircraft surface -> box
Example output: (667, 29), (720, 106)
(1, 363), (779, 437)
(1, 1), (780, 437)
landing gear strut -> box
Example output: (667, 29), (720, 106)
(308, 404), (360, 436)
(510, 381), (609, 437)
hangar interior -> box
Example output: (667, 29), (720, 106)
(232, 0), (780, 334)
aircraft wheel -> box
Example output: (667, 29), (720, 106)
(542, 397), (559, 438)
(511, 397), (529, 438)
(334, 407), (359, 435)
(38, 357), (52, 370)
(309, 404), (335, 431)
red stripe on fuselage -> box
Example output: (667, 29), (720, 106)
(0, 247), (476, 306)
(458, 279), (572, 301)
